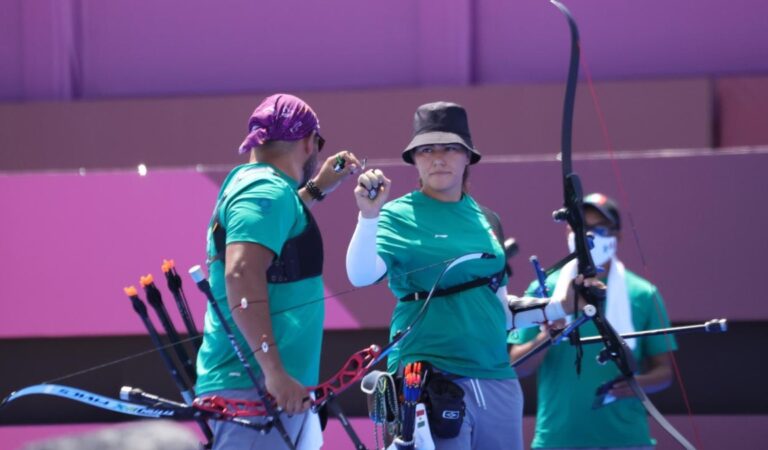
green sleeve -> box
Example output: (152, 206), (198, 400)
(507, 325), (540, 344)
(639, 287), (678, 357)
(223, 180), (297, 256)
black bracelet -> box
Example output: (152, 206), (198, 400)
(304, 180), (325, 201)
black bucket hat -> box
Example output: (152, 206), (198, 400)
(402, 101), (481, 165)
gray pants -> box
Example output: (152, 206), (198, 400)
(207, 388), (321, 450)
(432, 378), (524, 450)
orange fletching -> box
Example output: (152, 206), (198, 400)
(139, 274), (154, 286)
(162, 259), (175, 272)
(124, 286), (137, 297)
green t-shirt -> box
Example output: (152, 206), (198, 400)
(195, 163), (324, 394)
(508, 268), (677, 448)
(377, 191), (515, 379)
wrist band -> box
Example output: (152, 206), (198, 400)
(304, 180), (325, 201)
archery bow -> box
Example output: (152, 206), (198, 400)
(547, 1), (696, 448)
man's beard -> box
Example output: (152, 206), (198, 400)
(300, 152), (319, 187)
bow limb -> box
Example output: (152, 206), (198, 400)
(1, 384), (189, 419)
(549, 0), (603, 295)
(548, 2), (695, 448)
(629, 379), (695, 450)
(2, 383), (272, 437)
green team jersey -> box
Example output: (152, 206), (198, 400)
(196, 163), (324, 394)
(377, 191), (515, 379)
(508, 268), (677, 448)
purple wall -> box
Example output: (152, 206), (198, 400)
(2, 0), (768, 101)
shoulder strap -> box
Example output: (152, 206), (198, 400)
(478, 204), (505, 251)
(479, 204), (512, 277)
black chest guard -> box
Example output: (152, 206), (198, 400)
(208, 170), (323, 284)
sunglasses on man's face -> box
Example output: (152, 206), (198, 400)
(315, 134), (325, 152)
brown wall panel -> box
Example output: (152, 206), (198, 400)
(0, 80), (712, 172)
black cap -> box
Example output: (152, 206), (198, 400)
(402, 101), (481, 165)
(583, 193), (621, 230)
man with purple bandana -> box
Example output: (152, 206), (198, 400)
(196, 93), (362, 449)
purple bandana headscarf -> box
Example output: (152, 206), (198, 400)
(238, 93), (322, 154)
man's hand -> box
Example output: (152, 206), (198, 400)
(355, 168), (391, 218)
(313, 150), (362, 195)
(563, 275), (606, 314)
(610, 353), (674, 398)
(543, 318), (567, 336)
(607, 378), (635, 398)
(530, 319), (567, 345)
(264, 369), (312, 415)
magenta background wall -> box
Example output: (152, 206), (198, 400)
(1, 148), (765, 338)
(0, 168), (361, 337)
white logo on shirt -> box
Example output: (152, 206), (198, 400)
(434, 234), (448, 238)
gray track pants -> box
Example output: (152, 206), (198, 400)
(432, 377), (524, 450)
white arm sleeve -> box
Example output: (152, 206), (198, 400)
(346, 213), (388, 287)
(497, 285), (514, 330)
(499, 286), (568, 330)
